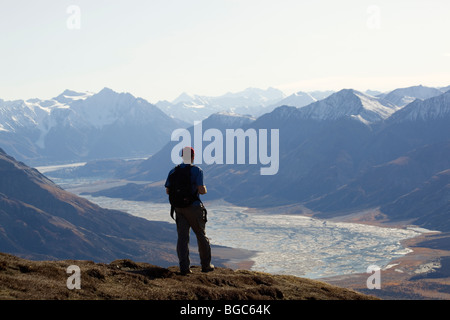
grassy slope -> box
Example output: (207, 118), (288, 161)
(0, 252), (376, 300)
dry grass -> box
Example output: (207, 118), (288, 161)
(0, 252), (376, 300)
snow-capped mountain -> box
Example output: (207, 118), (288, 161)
(297, 89), (400, 124)
(268, 91), (317, 109)
(440, 85), (450, 93)
(156, 87), (286, 123)
(204, 111), (256, 129)
(53, 89), (94, 104)
(0, 88), (185, 164)
(78, 86), (450, 233)
(388, 90), (450, 122)
(379, 85), (444, 107)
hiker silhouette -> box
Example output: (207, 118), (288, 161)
(165, 146), (214, 275)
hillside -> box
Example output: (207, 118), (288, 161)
(0, 252), (376, 300)
(0, 147), (178, 264)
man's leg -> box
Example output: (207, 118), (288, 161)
(186, 205), (213, 271)
(175, 208), (191, 274)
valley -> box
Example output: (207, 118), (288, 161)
(2, 83), (449, 299)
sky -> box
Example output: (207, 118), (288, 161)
(1, 0), (449, 103)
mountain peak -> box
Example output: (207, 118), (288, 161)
(274, 91), (317, 109)
(95, 87), (123, 98)
(172, 92), (195, 104)
(389, 90), (450, 122)
(298, 89), (399, 123)
(60, 89), (87, 97)
(54, 89), (94, 103)
(382, 85), (443, 107)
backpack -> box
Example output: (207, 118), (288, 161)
(168, 165), (198, 209)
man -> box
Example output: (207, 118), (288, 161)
(165, 146), (214, 275)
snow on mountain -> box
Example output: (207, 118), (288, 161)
(67, 87), (141, 128)
(171, 92), (198, 105)
(365, 90), (383, 97)
(297, 89), (400, 124)
(307, 90), (335, 100)
(54, 89), (94, 104)
(380, 85), (443, 107)
(389, 90), (450, 122)
(0, 88), (184, 164)
(219, 87), (285, 107)
(271, 91), (317, 108)
(204, 111), (256, 128)
(439, 85), (450, 93)
(156, 87), (285, 123)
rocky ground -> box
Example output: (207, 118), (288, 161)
(0, 252), (376, 300)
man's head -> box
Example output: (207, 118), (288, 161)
(181, 146), (195, 164)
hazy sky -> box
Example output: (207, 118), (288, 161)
(1, 0), (449, 103)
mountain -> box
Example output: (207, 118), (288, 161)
(303, 91), (450, 229)
(379, 85), (444, 107)
(267, 91), (317, 109)
(308, 90), (335, 100)
(296, 89), (399, 124)
(90, 89), (396, 204)
(388, 90), (450, 122)
(91, 88), (450, 232)
(440, 85), (450, 93)
(156, 87), (286, 123)
(53, 89), (94, 104)
(306, 142), (450, 217)
(0, 88), (185, 165)
(380, 169), (450, 231)
(0, 147), (178, 264)
(128, 111), (256, 182)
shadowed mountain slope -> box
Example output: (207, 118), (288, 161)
(0, 147), (177, 264)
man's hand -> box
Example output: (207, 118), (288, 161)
(198, 185), (207, 195)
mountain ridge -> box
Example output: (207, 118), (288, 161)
(0, 252), (376, 300)
(0, 88), (185, 165)
(0, 147), (177, 264)
(85, 88), (450, 233)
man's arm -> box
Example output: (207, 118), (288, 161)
(198, 185), (207, 195)
(167, 186), (206, 194)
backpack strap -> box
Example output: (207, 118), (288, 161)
(169, 165), (179, 221)
(170, 205), (175, 221)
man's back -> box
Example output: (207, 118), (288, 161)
(165, 163), (204, 206)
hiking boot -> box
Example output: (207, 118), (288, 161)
(202, 264), (214, 273)
(180, 269), (192, 275)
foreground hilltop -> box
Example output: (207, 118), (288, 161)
(0, 253), (375, 300)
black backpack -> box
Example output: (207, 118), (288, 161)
(168, 165), (198, 209)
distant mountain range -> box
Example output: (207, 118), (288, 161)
(155, 87), (287, 123)
(0, 88), (187, 165)
(2, 84), (449, 234)
(2, 84), (447, 166)
(81, 86), (450, 232)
